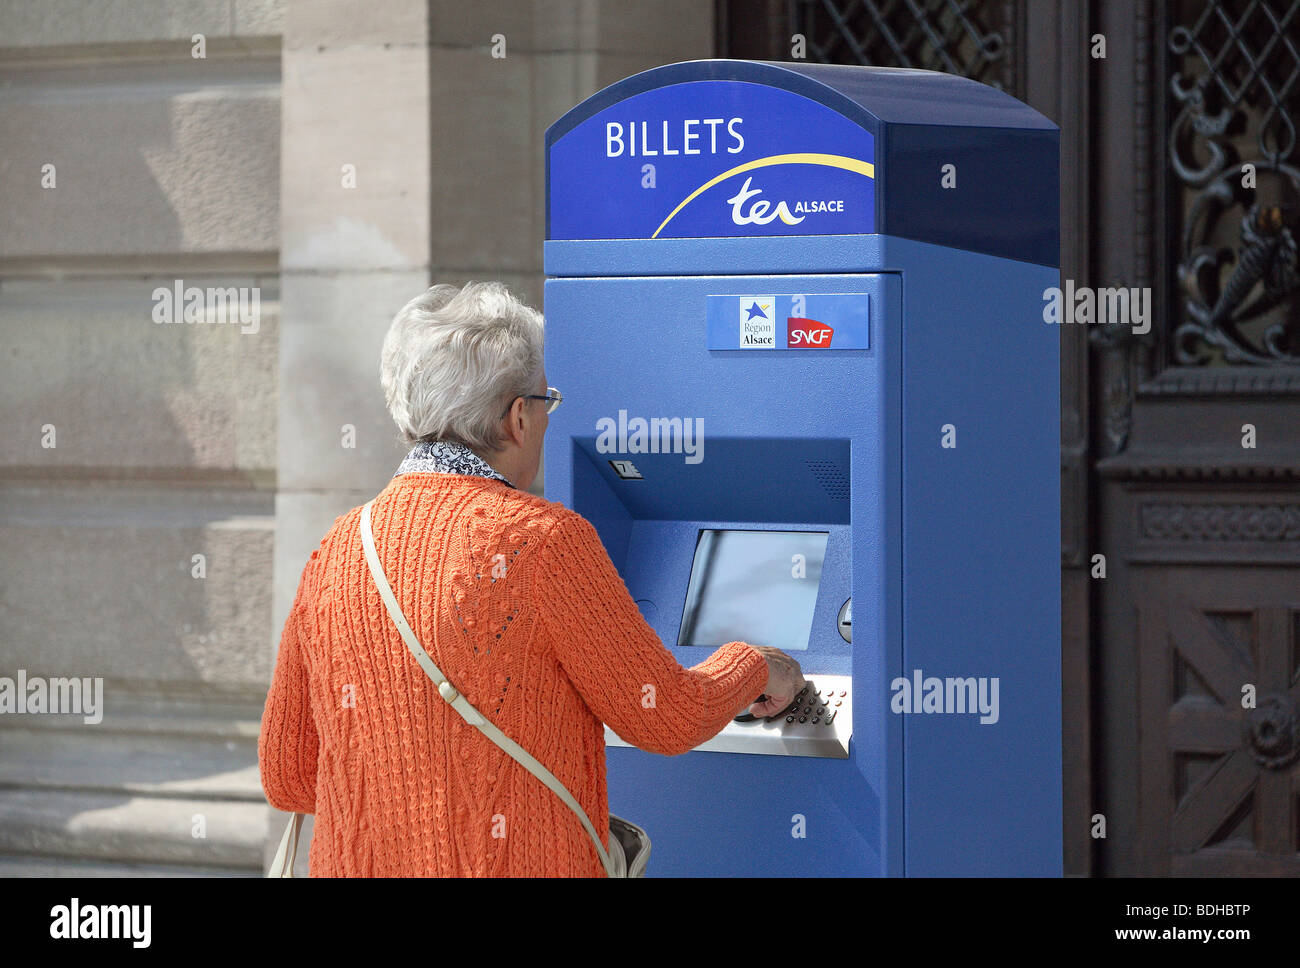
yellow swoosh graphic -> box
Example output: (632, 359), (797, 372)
(651, 152), (874, 239)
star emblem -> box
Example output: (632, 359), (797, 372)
(745, 301), (769, 320)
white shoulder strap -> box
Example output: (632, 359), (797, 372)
(359, 500), (620, 877)
(269, 811), (304, 877)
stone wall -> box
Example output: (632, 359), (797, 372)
(0, 0), (284, 874)
(0, 0), (713, 875)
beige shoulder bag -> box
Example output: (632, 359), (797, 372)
(267, 500), (650, 878)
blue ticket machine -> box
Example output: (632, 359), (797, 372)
(543, 60), (1061, 876)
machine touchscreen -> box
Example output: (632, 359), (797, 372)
(677, 529), (829, 653)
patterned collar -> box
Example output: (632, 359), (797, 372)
(395, 440), (514, 488)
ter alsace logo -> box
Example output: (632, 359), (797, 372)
(788, 316), (834, 348)
(727, 177), (804, 227)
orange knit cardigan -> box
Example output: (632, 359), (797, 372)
(258, 472), (768, 876)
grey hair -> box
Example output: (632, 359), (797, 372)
(381, 282), (545, 451)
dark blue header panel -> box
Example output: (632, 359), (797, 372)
(549, 80), (876, 241)
(545, 59), (1059, 267)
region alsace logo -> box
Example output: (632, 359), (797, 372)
(738, 296), (776, 347)
(787, 316), (834, 348)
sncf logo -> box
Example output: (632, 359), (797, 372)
(788, 317), (834, 348)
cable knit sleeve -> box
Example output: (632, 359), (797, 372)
(258, 551), (320, 814)
(535, 510), (768, 756)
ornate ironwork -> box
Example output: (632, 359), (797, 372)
(1168, 1), (1300, 365)
(788, 0), (1013, 90)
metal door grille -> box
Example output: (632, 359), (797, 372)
(788, 0), (1014, 90)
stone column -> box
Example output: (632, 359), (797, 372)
(270, 0), (434, 871)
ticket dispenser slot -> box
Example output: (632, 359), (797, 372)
(602, 519), (853, 759)
(566, 431), (860, 760)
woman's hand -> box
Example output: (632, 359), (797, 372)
(741, 645), (805, 718)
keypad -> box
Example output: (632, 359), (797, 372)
(672, 673), (851, 758)
(770, 680), (842, 729)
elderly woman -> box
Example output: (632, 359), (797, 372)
(259, 281), (804, 877)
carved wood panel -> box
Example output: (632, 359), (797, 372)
(1136, 568), (1300, 874)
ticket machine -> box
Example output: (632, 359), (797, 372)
(543, 60), (1061, 875)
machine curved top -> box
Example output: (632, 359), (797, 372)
(546, 59), (1056, 148)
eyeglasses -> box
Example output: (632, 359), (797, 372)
(502, 386), (562, 418)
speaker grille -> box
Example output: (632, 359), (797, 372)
(805, 459), (850, 501)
